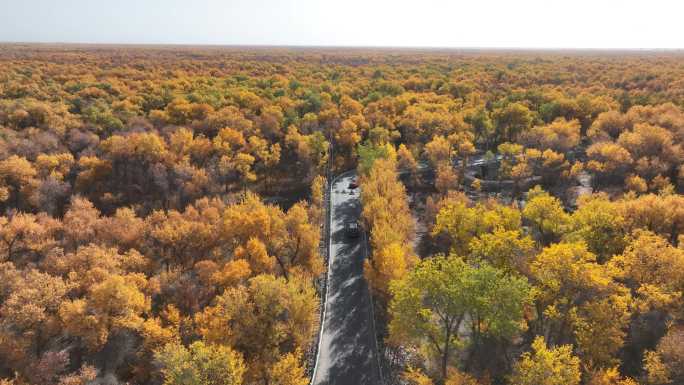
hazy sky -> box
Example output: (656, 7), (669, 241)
(1, 0), (683, 48)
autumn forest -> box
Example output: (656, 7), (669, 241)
(0, 45), (683, 385)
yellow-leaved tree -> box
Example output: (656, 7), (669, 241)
(195, 274), (316, 384)
(510, 336), (581, 385)
(155, 340), (245, 385)
(358, 145), (416, 299)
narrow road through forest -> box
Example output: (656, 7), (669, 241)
(312, 171), (381, 385)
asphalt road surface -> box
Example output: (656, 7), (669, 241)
(312, 171), (381, 385)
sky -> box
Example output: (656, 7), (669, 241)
(1, 0), (683, 49)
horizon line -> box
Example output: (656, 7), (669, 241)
(1, 41), (683, 52)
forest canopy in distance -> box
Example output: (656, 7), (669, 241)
(0, 44), (683, 385)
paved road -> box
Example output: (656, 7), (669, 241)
(312, 172), (381, 385)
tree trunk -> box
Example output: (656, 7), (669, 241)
(441, 325), (451, 382)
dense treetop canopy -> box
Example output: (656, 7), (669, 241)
(0, 45), (683, 385)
